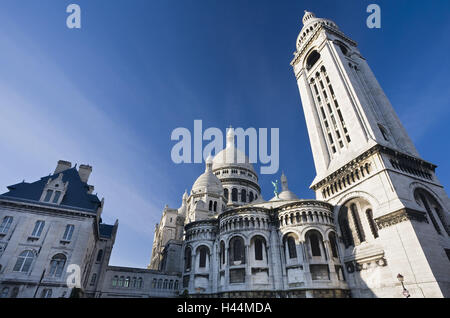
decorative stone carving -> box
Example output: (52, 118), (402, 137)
(375, 208), (428, 229)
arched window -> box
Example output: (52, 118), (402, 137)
(241, 189), (247, 203)
(138, 277), (143, 288)
(339, 207), (354, 248)
(49, 254), (67, 277)
(0, 287), (9, 298)
(415, 188), (448, 235)
(209, 200), (213, 211)
(249, 192), (254, 202)
(169, 280), (173, 289)
(132, 277), (137, 288)
(112, 276), (118, 287)
(118, 276), (124, 287)
(151, 278), (156, 288)
(329, 232), (339, 258)
(124, 277), (130, 288)
(96, 249), (103, 262)
(306, 50), (321, 70)
(231, 188), (238, 202)
(309, 233), (322, 256)
(13, 250), (34, 273)
(286, 236), (297, 259)
(224, 188), (229, 200)
(174, 280), (179, 290)
(366, 209), (379, 238)
(253, 237), (264, 261)
(213, 201), (217, 212)
(184, 247), (192, 271)
(198, 246), (208, 268)
(157, 279), (162, 289)
(229, 236), (245, 265)
(350, 204), (365, 243)
(163, 279), (168, 289)
(220, 241), (226, 266)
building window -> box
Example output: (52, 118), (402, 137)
(184, 247), (192, 271)
(131, 277), (137, 288)
(43, 190), (53, 202)
(49, 254), (67, 277)
(13, 250), (35, 273)
(0, 216), (13, 234)
(41, 289), (52, 298)
(366, 209), (379, 238)
(52, 191), (61, 203)
(329, 232), (339, 258)
(249, 192), (254, 202)
(254, 237), (264, 261)
(198, 246), (208, 268)
(124, 277), (130, 288)
(220, 241), (226, 266)
(169, 280), (173, 289)
(209, 200), (213, 211)
(90, 273), (97, 286)
(350, 204), (365, 243)
(151, 278), (156, 288)
(286, 236), (297, 259)
(378, 124), (389, 141)
(10, 287), (19, 298)
(138, 277), (143, 288)
(118, 276), (124, 287)
(231, 188), (238, 202)
(309, 233), (322, 257)
(96, 249), (103, 262)
(0, 287), (9, 298)
(174, 280), (179, 290)
(213, 201), (217, 212)
(31, 220), (45, 238)
(241, 189), (247, 203)
(163, 279), (168, 289)
(224, 188), (229, 200)
(415, 188), (448, 236)
(229, 236), (245, 265)
(306, 50), (320, 70)
(112, 276), (118, 287)
(62, 224), (74, 241)
(157, 279), (162, 289)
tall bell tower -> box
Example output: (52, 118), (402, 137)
(292, 11), (450, 297)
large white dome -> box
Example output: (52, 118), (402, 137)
(212, 128), (256, 173)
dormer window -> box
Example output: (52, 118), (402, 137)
(40, 173), (68, 205)
(44, 190), (53, 202)
(53, 191), (61, 203)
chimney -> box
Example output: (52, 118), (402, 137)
(54, 160), (72, 174)
(79, 164), (93, 183)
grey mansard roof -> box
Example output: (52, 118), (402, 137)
(0, 167), (101, 213)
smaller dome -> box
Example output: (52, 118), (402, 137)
(270, 172), (299, 201)
(192, 157), (223, 195)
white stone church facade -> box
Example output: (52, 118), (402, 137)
(0, 11), (449, 298)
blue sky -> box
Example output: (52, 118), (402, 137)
(0, 0), (449, 268)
